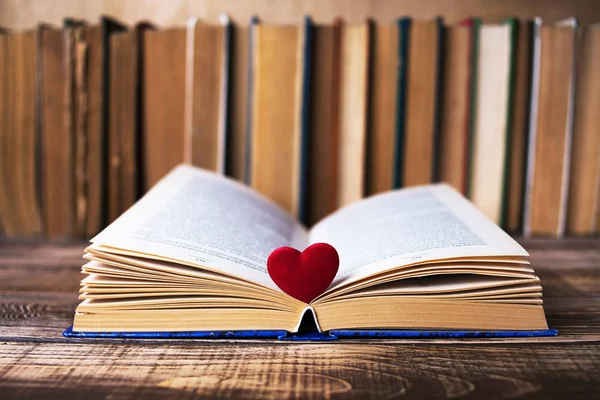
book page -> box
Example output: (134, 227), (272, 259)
(309, 184), (528, 290)
(91, 164), (307, 290)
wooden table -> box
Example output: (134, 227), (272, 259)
(1, 239), (599, 399)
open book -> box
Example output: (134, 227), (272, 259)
(71, 164), (549, 334)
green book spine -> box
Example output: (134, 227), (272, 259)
(465, 18), (481, 199)
(500, 18), (518, 229)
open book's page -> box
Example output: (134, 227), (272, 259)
(309, 184), (528, 290)
(91, 164), (307, 290)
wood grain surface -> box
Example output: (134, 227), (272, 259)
(0, 239), (599, 399)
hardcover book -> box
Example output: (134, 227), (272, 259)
(524, 18), (578, 237)
(69, 164), (551, 336)
(469, 20), (515, 225)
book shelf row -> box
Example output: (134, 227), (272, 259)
(0, 15), (598, 239)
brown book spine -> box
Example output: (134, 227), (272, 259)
(367, 22), (398, 196)
(73, 28), (88, 237)
(0, 32), (13, 234)
(7, 31), (43, 236)
(108, 30), (139, 223)
(40, 28), (72, 238)
(506, 21), (533, 233)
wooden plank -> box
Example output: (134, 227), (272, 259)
(0, 240), (599, 397)
(0, 341), (599, 399)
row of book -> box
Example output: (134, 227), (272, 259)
(0, 15), (598, 239)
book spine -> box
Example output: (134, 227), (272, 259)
(465, 17), (481, 199)
(218, 14), (232, 175)
(393, 17), (411, 189)
(523, 18), (543, 238)
(431, 17), (444, 183)
(557, 18), (579, 238)
(244, 16), (260, 185)
(298, 16), (313, 224)
(500, 18), (518, 229)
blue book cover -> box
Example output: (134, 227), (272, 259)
(63, 326), (558, 341)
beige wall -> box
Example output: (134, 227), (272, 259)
(1, 0), (600, 30)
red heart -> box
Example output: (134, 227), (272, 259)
(267, 243), (339, 304)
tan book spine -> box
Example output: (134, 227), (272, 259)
(7, 31), (42, 236)
(367, 23), (398, 196)
(142, 28), (187, 191)
(530, 22), (576, 236)
(188, 19), (226, 172)
(439, 24), (471, 194)
(567, 25), (600, 234)
(336, 21), (370, 207)
(250, 24), (301, 215)
(403, 21), (439, 187)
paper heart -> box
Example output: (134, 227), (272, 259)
(267, 243), (339, 304)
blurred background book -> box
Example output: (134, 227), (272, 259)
(0, 0), (599, 240)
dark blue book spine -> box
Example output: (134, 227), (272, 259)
(393, 18), (411, 188)
(431, 17), (445, 183)
(221, 17), (232, 176)
(298, 16), (313, 224)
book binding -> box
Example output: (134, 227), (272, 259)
(63, 326), (558, 341)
